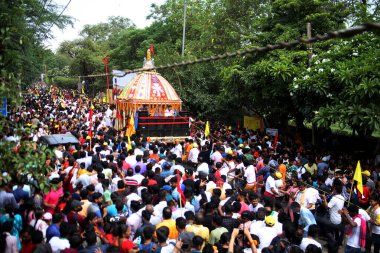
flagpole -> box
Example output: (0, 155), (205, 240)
(347, 182), (354, 207)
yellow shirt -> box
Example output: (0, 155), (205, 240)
(79, 199), (92, 217)
(186, 224), (210, 242)
(156, 219), (178, 240)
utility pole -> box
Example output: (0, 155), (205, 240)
(307, 22), (316, 145)
(181, 0), (187, 57)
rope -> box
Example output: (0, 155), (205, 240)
(49, 23), (380, 79)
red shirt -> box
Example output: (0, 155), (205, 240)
(20, 243), (36, 253)
(148, 179), (158, 186)
(120, 239), (136, 253)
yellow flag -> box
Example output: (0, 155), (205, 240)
(126, 114), (136, 137)
(82, 86), (85, 94)
(205, 121), (210, 137)
(90, 103), (94, 110)
(353, 160), (363, 195)
(128, 135), (132, 150)
(49, 85), (52, 93)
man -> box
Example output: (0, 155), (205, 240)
(176, 217), (195, 251)
(342, 205), (366, 253)
(133, 155), (146, 175)
(320, 180), (345, 249)
(185, 213), (210, 243)
(78, 189), (92, 218)
(156, 207), (178, 240)
(221, 204), (240, 233)
(304, 157), (317, 176)
(155, 226), (175, 253)
(290, 201), (316, 236)
(263, 168), (279, 207)
(299, 224), (322, 251)
(164, 105), (174, 117)
(209, 215), (228, 245)
(248, 192), (264, 213)
(188, 143), (200, 168)
(87, 192), (103, 218)
(0, 182), (19, 210)
(254, 216), (278, 250)
(46, 212), (64, 242)
(43, 178), (64, 214)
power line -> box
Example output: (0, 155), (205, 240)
(45, 0), (72, 33)
(50, 22), (380, 79)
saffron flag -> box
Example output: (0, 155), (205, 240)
(150, 44), (154, 57)
(116, 110), (122, 120)
(126, 114), (136, 137)
(273, 132), (278, 150)
(176, 170), (186, 207)
(205, 121), (210, 137)
(127, 135), (132, 150)
(353, 161), (363, 195)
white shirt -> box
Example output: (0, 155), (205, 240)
(245, 165), (256, 184)
(154, 201), (168, 218)
(265, 176), (277, 195)
(125, 155), (137, 166)
(256, 226), (278, 249)
(188, 148), (200, 163)
(49, 237), (70, 252)
(197, 163), (209, 175)
(250, 220), (265, 234)
(160, 242), (175, 253)
(171, 144), (183, 158)
(211, 151), (222, 165)
(299, 237), (322, 251)
(249, 203), (264, 213)
(132, 174), (145, 184)
(346, 217), (362, 248)
(328, 194), (345, 224)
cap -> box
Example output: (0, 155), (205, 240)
(103, 142), (108, 146)
(192, 143), (198, 148)
(362, 170), (371, 177)
(160, 185), (171, 191)
(265, 216), (275, 226)
(43, 212), (52, 220)
(239, 144), (244, 148)
(86, 136), (91, 140)
(275, 172), (282, 179)
(71, 200), (83, 209)
(227, 150), (233, 155)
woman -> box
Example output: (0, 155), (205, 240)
(119, 224), (137, 253)
(0, 221), (18, 253)
(285, 177), (299, 222)
(0, 204), (23, 250)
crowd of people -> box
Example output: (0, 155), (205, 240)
(1, 84), (380, 253)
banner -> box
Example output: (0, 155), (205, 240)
(112, 70), (137, 96)
(243, 115), (263, 131)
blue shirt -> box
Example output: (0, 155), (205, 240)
(106, 204), (127, 217)
(299, 207), (316, 232)
(46, 224), (60, 242)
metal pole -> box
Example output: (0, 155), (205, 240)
(181, 0), (187, 58)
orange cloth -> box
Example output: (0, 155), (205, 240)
(278, 164), (287, 183)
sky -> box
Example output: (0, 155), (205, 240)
(45, 0), (166, 51)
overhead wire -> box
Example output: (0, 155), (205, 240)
(48, 22), (380, 79)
